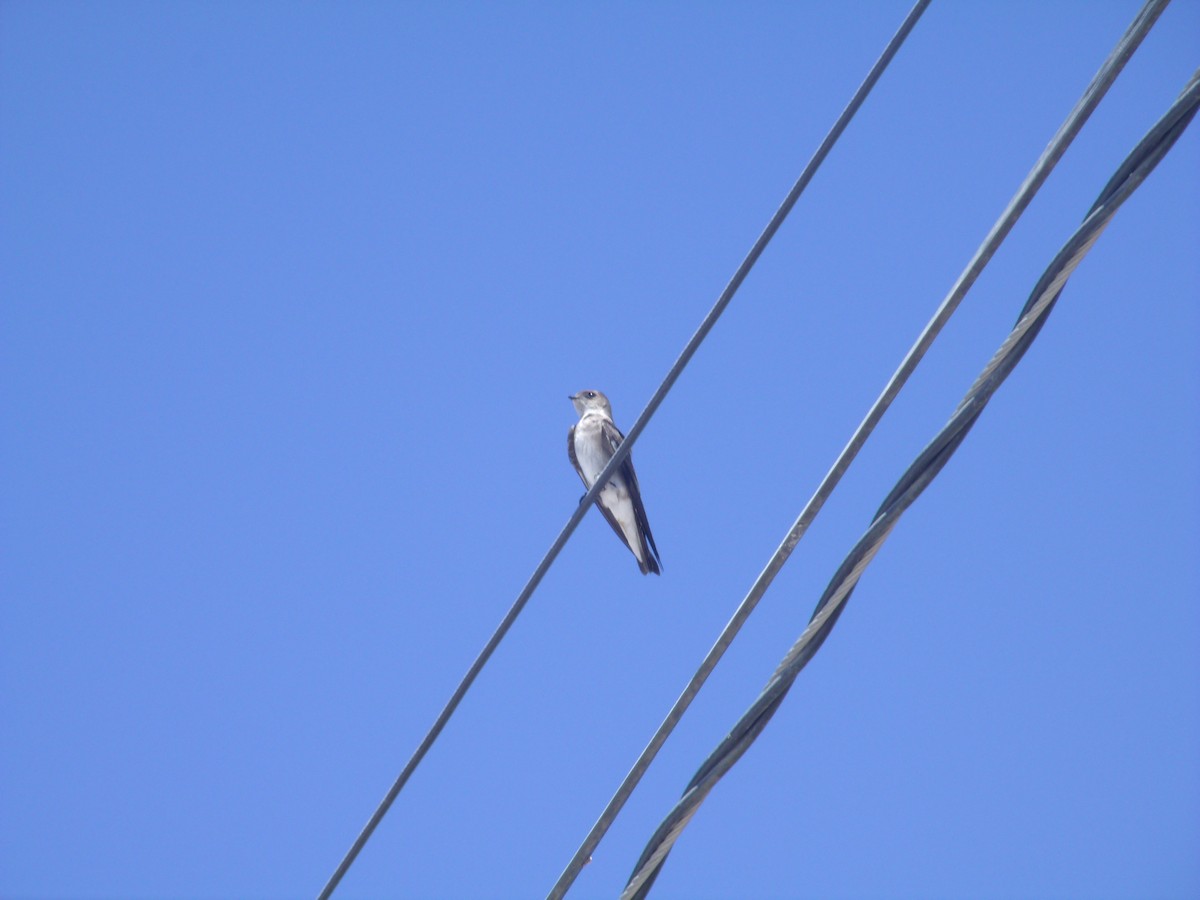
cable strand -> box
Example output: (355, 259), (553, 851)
(622, 55), (1196, 900)
(552, 1), (1171, 896)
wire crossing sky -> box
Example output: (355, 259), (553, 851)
(554, 1), (1172, 895)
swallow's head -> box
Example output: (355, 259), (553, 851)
(569, 389), (613, 418)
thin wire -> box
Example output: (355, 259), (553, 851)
(314, 3), (932, 896)
(622, 46), (1196, 900)
(549, 0), (1170, 894)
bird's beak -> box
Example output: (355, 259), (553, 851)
(568, 394), (578, 401)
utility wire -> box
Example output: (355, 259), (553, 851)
(549, 1), (1170, 896)
(315, 3), (931, 897)
(622, 57), (1198, 900)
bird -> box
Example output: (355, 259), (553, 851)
(568, 390), (662, 575)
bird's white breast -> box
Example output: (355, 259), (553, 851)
(573, 415), (612, 486)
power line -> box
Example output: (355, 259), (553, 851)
(314, 3), (932, 897)
(622, 50), (1197, 900)
(549, 0), (1171, 895)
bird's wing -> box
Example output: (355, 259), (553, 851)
(600, 419), (662, 574)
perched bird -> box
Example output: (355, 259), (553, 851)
(568, 390), (662, 575)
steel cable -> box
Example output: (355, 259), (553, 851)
(551, 1), (1171, 895)
(622, 59), (1198, 900)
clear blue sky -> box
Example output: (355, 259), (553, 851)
(3, 3), (1197, 898)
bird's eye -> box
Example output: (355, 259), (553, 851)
(585, 391), (595, 398)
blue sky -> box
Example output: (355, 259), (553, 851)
(2, 3), (1197, 899)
